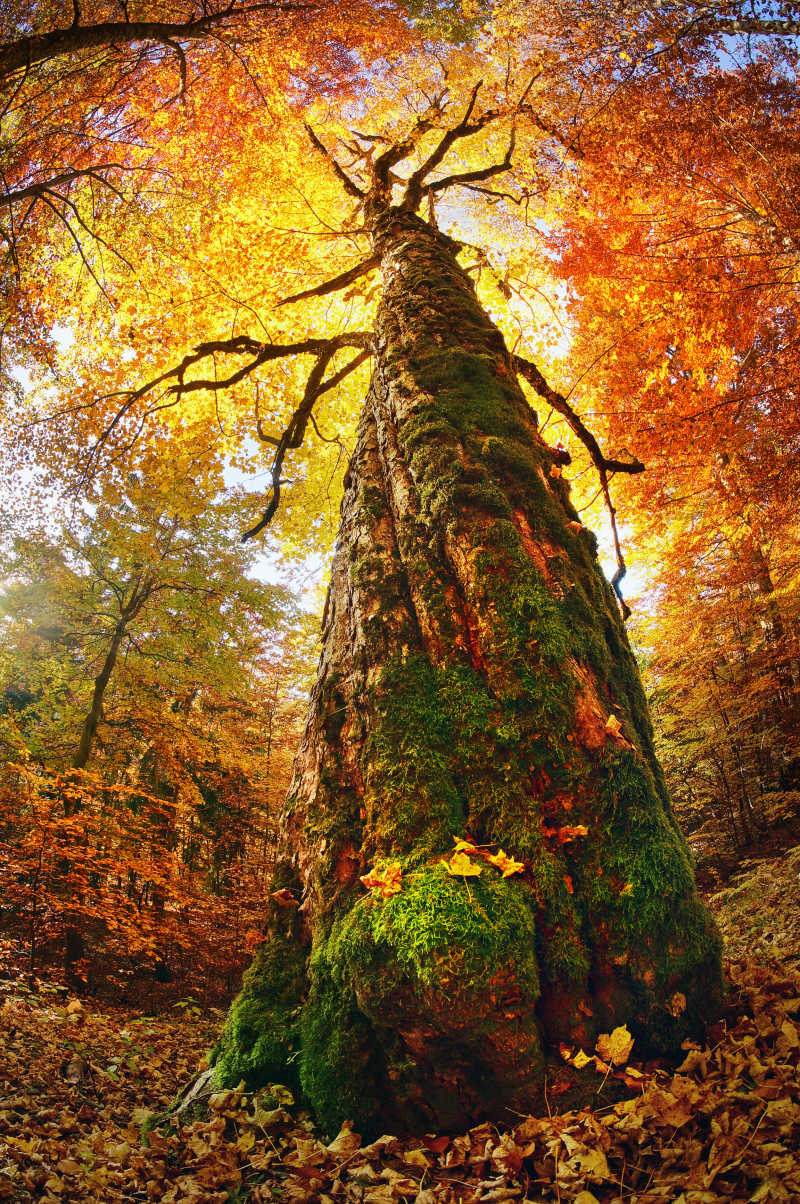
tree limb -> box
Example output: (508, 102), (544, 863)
(514, 354), (644, 619)
(402, 82), (502, 212)
(304, 123), (365, 199)
(243, 343), (372, 541)
(277, 254), (379, 306)
(0, 3), (309, 81)
(426, 128), (517, 197)
(71, 332), (371, 487)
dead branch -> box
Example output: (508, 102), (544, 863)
(514, 354), (644, 619)
(304, 124), (365, 199)
(277, 255), (379, 306)
(0, 3), (313, 81)
(243, 343), (372, 541)
(71, 332), (371, 488)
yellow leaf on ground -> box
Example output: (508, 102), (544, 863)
(596, 1025), (634, 1066)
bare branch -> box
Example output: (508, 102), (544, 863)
(427, 128), (517, 197)
(277, 254), (379, 306)
(304, 123), (365, 199)
(242, 342), (372, 542)
(0, 3), (312, 81)
(70, 331), (371, 487)
(1, 164), (130, 207)
(514, 354), (644, 619)
(514, 355), (644, 478)
(401, 82), (496, 212)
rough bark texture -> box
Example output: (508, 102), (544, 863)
(212, 209), (724, 1134)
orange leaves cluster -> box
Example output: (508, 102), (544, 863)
(359, 861), (403, 898)
(0, 762), (269, 1001)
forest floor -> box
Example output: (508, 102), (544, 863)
(1, 845), (799, 1204)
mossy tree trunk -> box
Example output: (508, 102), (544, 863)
(212, 203), (723, 1134)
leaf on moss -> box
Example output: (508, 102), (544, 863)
(360, 862), (402, 898)
(446, 851), (482, 877)
(487, 848), (524, 877)
(605, 713), (623, 738)
(452, 836), (478, 854)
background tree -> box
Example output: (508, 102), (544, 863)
(0, 464), (313, 997)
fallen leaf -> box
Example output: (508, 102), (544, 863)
(605, 713), (623, 738)
(596, 1025), (634, 1066)
(487, 848), (525, 877)
(446, 851), (482, 877)
(360, 862), (403, 898)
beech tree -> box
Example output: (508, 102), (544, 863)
(12, 0), (800, 1140)
(167, 94), (723, 1134)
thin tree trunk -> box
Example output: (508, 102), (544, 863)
(72, 621), (127, 772)
(212, 209), (723, 1135)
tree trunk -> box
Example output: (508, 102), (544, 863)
(212, 208), (723, 1134)
(72, 621), (127, 771)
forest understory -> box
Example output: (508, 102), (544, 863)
(1, 841), (798, 1204)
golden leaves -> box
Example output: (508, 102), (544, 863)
(358, 837), (526, 899)
(449, 836), (524, 878)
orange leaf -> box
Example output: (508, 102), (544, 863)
(360, 861), (402, 898)
(487, 848), (524, 877)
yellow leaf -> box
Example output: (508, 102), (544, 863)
(605, 713), (623, 738)
(452, 836), (478, 853)
(550, 464), (562, 478)
(446, 851), (482, 876)
(596, 1025), (634, 1066)
(572, 1048), (593, 1070)
(487, 848), (524, 877)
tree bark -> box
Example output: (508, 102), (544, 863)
(212, 207), (723, 1134)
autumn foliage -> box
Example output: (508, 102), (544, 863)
(1, 0), (800, 1182)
